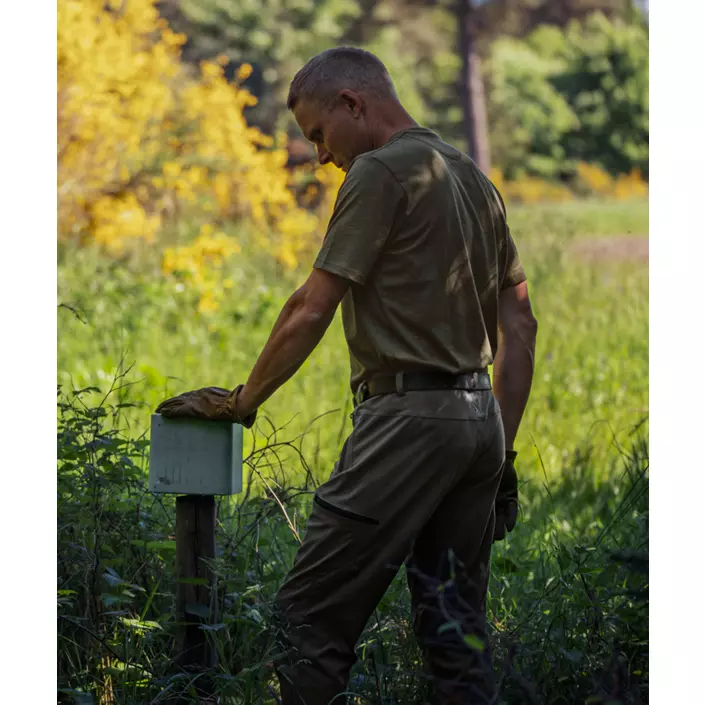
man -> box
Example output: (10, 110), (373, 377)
(157, 47), (537, 704)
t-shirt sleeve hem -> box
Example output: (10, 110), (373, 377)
(314, 258), (366, 286)
(500, 269), (527, 290)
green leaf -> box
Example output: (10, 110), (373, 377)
(101, 594), (127, 607)
(246, 608), (263, 624)
(437, 621), (459, 634)
(199, 623), (226, 632)
(120, 617), (163, 631)
(185, 602), (211, 619)
(72, 386), (101, 396)
(103, 567), (126, 587)
(494, 556), (521, 574)
(103, 667), (124, 676)
(463, 634), (485, 652)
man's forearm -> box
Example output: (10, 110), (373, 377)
(238, 290), (334, 413)
(493, 329), (536, 451)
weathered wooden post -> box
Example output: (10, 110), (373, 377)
(149, 415), (243, 700)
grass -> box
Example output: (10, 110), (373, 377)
(57, 385), (648, 705)
(509, 198), (648, 238)
(57, 198), (648, 704)
(58, 198), (648, 482)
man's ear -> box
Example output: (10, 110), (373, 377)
(339, 90), (363, 118)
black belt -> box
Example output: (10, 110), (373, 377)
(355, 371), (491, 406)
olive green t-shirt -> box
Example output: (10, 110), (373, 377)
(314, 127), (526, 393)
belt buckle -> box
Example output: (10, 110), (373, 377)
(460, 371), (479, 392)
(355, 380), (370, 407)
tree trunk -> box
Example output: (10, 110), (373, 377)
(458, 0), (491, 174)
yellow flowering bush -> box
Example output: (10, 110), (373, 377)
(58, 0), (181, 250)
(574, 162), (649, 200)
(58, 0), (338, 308)
(162, 226), (242, 314)
(574, 162), (615, 197)
(612, 169), (649, 201)
(315, 165), (346, 216)
(503, 177), (575, 204)
(490, 163), (648, 204)
(491, 168), (574, 204)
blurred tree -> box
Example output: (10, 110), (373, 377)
(487, 13), (648, 179)
(157, 0), (359, 133)
(157, 0), (456, 157)
(458, 0), (491, 172)
(486, 32), (579, 179)
(354, 0), (638, 171)
(336, 0), (466, 153)
(157, 0), (647, 177)
(473, 0), (634, 49)
(553, 12), (649, 176)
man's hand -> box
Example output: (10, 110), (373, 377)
(155, 385), (257, 428)
(493, 450), (519, 542)
(155, 269), (347, 431)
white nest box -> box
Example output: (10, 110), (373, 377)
(149, 414), (243, 495)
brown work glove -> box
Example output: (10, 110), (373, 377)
(493, 450), (519, 542)
(155, 385), (257, 428)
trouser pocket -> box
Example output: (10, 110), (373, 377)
(313, 494), (379, 525)
(278, 493), (380, 609)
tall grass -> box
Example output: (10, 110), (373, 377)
(57, 381), (647, 704)
(57, 200), (648, 483)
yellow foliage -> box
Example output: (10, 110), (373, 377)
(501, 176), (574, 205)
(162, 228), (241, 276)
(489, 167), (574, 204)
(573, 162), (649, 200)
(316, 165), (346, 220)
(490, 163), (647, 204)
(59, 0), (647, 315)
(574, 162), (614, 197)
(58, 0), (342, 311)
(612, 169), (649, 201)
(162, 227), (242, 314)
(58, 0), (179, 234)
(91, 193), (161, 255)
(489, 167), (505, 192)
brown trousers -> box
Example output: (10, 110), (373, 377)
(274, 388), (505, 705)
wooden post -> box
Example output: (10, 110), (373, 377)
(149, 415), (244, 700)
(175, 495), (217, 697)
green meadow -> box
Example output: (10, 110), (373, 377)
(58, 198), (648, 704)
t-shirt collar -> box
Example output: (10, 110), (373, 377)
(387, 126), (438, 144)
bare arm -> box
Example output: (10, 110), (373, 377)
(493, 280), (538, 450)
(236, 268), (350, 415)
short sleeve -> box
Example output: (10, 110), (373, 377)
(500, 227), (527, 290)
(314, 156), (405, 285)
(488, 180), (526, 290)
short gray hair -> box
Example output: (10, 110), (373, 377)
(287, 46), (397, 111)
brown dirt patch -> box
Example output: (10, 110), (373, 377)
(570, 235), (648, 263)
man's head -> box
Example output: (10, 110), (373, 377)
(288, 47), (413, 172)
